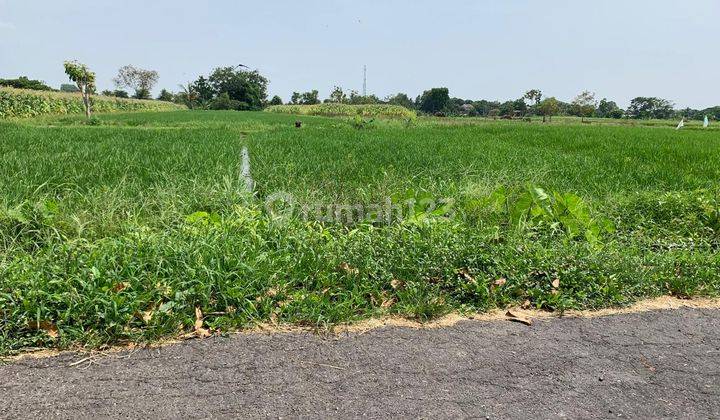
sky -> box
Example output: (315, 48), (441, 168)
(0, 0), (718, 109)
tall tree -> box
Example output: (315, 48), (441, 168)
(537, 97), (560, 122)
(63, 60), (96, 118)
(417, 87), (451, 114)
(113, 65), (159, 99)
(206, 66), (268, 110)
(328, 86), (347, 103)
(385, 93), (414, 109)
(626, 97), (675, 119)
(524, 89), (543, 111)
(571, 90), (597, 122)
(597, 98), (623, 118)
(269, 95), (283, 105)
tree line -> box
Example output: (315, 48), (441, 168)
(2, 63), (718, 121)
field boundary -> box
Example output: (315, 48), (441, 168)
(5, 296), (719, 362)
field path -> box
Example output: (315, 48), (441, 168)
(2, 308), (719, 419)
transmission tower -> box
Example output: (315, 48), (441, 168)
(362, 65), (367, 97)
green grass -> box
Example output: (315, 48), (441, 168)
(1, 110), (719, 354)
(265, 103), (417, 119)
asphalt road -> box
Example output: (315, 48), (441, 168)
(2, 308), (719, 419)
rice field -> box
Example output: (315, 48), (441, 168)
(1, 110), (719, 354)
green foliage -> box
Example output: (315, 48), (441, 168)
(205, 66), (268, 110)
(60, 84), (80, 93)
(417, 87), (451, 114)
(627, 97), (675, 119)
(385, 93), (415, 109)
(571, 90), (597, 121)
(158, 90), (175, 101)
(1, 110), (719, 354)
(269, 95), (283, 106)
(0, 76), (52, 91)
(63, 61), (95, 92)
(0, 87), (185, 119)
(114, 65), (159, 100)
(597, 98), (624, 119)
(265, 103), (416, 119)
(291, 89), (320, 105)
(538, 97), (560, 122)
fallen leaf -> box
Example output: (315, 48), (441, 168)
(493, 277), (507, 287)
(265, 287), (279, 298)
(27, 320), (59, 338)
(505, 310), (532, 326)
(390, 279), (404, 290)
(381, 298), (396, 309)
(194, 307), (204, 331)
(141, 310), (153, 323)
(457, 268), (475, 283)
(337, 262), (359, 276)
(521, 299), (532, 309)
(112, 282), (130, 292)
(552, 278), (560, 289)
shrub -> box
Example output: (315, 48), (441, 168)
(0, 87), (185, 119)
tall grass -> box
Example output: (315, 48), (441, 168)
(0, 87), (185, 119)
(0, 111), (718, 354)
(265, 103), (416, 119)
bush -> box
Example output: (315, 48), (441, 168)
(0, 87), (185, 119)
(0, 76), (53, 91)
(265, 103), (416, 119)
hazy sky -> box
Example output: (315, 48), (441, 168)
(1, 0), (718, 108)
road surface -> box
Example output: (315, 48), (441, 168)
(2, 308), (719, 419)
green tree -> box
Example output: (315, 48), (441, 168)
(207, 66), (268, 110)
(538, 97), (560, 122)
(417, 87), (450, 114)
(524, 89), (543, 113)
(571, 90), (597, 122)
(298, 90), (320, 105)
(596, 98), (623, 119)
(157, 89), (174, 102)
(626, 97), (675, 119)
(114, 65), (159, 99)
(63, 60), (96, 118)
(0, 76), (52, 91)
(269, 95), (283, 105)
(385, 93), (414, 109)
(328, 86), (347, 103)
(60, 83), (80, 93)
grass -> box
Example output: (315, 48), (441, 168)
(265, 103), (417, 119)
(1, 110), (719, 354)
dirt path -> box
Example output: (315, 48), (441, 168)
(2, 307), (719, 419)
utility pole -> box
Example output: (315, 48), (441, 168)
(362, 65), (367, 97)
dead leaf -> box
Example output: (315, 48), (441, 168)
(493, 277), (507, 288)
(521, 299), (532, 309)
(141, 310), (153, 323)
(390, 279), (404, 290)
(337, 262), (359, 276)
(194, 307), (204, 330)
(112, 282), (130, 292)
(457, 268), (475, 283)
(381, 297), (396, 308)
(505, 310), (533, 326)
(552, 278), (560, 289)
(265, 287), (279, 298)
(27, 320), (59, 338)
(179, 307), (212, 339)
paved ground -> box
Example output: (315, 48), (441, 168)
(2, 308), (719, 419)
